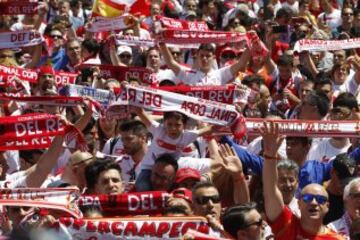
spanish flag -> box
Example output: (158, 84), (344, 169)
(92, 0), (150, 18)
(92, 0), (128, 18)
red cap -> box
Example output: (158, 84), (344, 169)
(39, 65), (55, 76)
(175, 167), (201, 184)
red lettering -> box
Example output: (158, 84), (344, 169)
(86, 220), (97, 232)
(138, 222), (156, 236)
(124, 222), (138, 236)
(59, 217), (72, 227)
(196, 223), (210, 234)
(128, 89), (136, 102)
(111, 222), (124, 235)
(72, 218), (85, 230)
(153, 95), (162, 107)
(181, 222), (197, 235)
(169, 222), (182, 238)
(97, 221), (111, 234)
(156, 222), (170, 237)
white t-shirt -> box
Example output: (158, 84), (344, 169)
(328, 213), (351, 240)
(307, 138), (350, 162)
(246, 136), (287, 159)
(177, 157), (211, 174)
(282, 1), (299, 14)
(288, 197), (301, 218)
(103, 137), (124, 156)
(317, 9), (342, 31)
(176, 66), (233, 86)
(0, 170), (28, 188)
(140, 121), (200, 170)
(115, 154), (141, 183)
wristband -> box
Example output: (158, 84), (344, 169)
(263, 153), (279, 160)
(233, 172), (245, 182)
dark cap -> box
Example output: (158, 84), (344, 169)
(333, 153), (357, 180)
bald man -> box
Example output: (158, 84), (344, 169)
(44, 151), (94, 190)
(261, 122), (344, 240)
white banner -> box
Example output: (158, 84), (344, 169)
(0, 30), (42, 49)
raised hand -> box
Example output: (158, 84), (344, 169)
(218, 144), (243, 177)
(259, 121), (284, 158)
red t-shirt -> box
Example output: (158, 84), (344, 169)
(269, 207), (345, 240)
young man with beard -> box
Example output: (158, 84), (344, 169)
(261, 121), (344, 239)
(102, 120), (148, 183)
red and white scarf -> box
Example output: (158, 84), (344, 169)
(54, 216), (221, 239)
(0, 113), (87, 151)
(78, 191), (169, 216)
(215, 118), (360, 138)
(115, 35), (200, 49)
(0, 1), (38, 15)
(80, 63), (156, 85)
(157, 85), (236, 104)
(108, 85), (246, 138)
(87, 15), (135, 32)
(294, 38), (360, 52)
(0, 188), (82, 218)
(158, 16), (209, 31)
(0, 65), (77, 86)
(0, 30), (42, 49)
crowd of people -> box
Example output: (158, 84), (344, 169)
(1, 0), (360, 239)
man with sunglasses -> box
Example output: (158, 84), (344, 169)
(262, 121), (344, 239)
(192, 181), (223, 230)
(222, 202), (267, 240)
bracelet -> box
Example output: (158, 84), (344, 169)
(263, 154), (279, 160)
(233, 172), (245, 183)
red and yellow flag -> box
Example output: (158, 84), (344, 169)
(92, 0), (127, 17)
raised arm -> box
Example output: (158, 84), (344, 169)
(261, 121), (285, 221)
(133, 107), (152, 128)
(25, 135), (64, 187)
(219, 144), (250, 204)
(158, 42), (182, 75)
(229, 48), (251, 77)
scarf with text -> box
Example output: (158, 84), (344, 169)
(158, 16), (209, 31)
(115, 35), (200, 49)
(78, 191), (169, 216)
(0, 113), (87, 150)
(53, 216), (221, 239)
(0, 65), (77, 86)
(294, 38), (360, 52)
(157, 85), (236, 104)
(60, 84), (114, 106)
(0, 0), (38, 15)
(108, 85), (246, 139)
(87, 15), (136, 32)
(0, 188), (82, 218)
(214, 118), (360, 138)
(0, 30), (42, 49)
(79, 63), (156, 85)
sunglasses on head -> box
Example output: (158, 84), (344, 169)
(301, 194), (328, 204)
(195, 195), (220, 205)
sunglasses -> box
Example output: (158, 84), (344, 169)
(301, 194), (328, 204)
(120, 54), (132, 59)
(243, 219), (263, 229)
(171, 52), (182, 56)
(221, 54), (236, 59)
(195, 195), (220, 205)
(51, 35), (62, 39)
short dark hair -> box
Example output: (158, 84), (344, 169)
(119, 120), (148, 136)
(303, 90), (330, 117)
(333, 153), (357, 180)
(314, 72), (333, 89)
(277, 54), (293, 67)
(155, 154), (179, 172)
(192, 181), (217, 200)
(242, 74), (264, 88)
(85, 158), (122, 190)
(286, 136), (312, 146)
(198, 43), (216, 53)
(222, 202), (258, 238)
(163, 205), (189, 216)
(82, 39), (100, 55)
(333, 92), (359, 111)
(163, 111), (188, 124)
